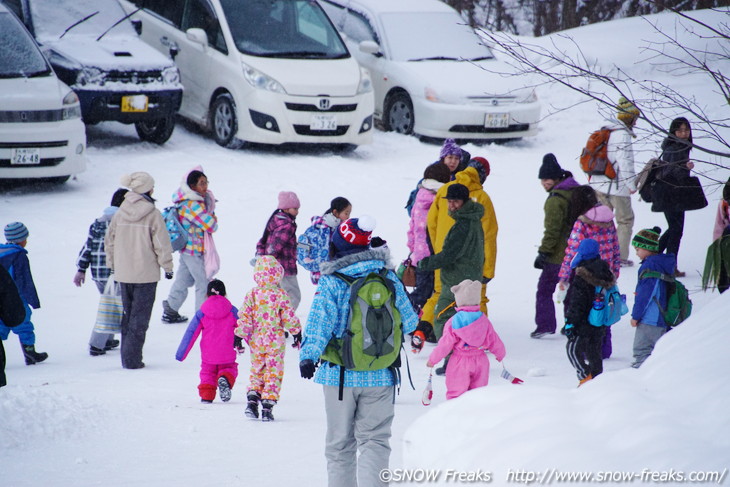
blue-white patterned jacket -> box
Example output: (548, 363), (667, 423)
(300, 247), (418, 387)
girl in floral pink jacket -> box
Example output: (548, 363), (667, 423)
(236, 255), (301, 422)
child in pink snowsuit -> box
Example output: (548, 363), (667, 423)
(237, 255), (301, 421)
(427, 279), (506, 400)
(176, 279), (239, 403)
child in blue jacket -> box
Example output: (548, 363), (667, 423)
(0, 222), (48, 365)
(630, 227), (676, 368)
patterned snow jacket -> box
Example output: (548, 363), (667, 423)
(236, 256), (300, 353)
(407, 178), (443, 264)
(0, 243), (39, 309)
(176, 294), (239, 364)
(298, 213), (339, 284)
(300, 247), (418, 388)
(559, 204), (621, 282)
(76, 206), (118, 283)
(256, 210), (298, 276)
(172, 184), (217, 256)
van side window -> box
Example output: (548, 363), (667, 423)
(341, 10), (378, 45)
(295, 1), (338, 49)
(182, 0), (227, 54)
(143, 0), (183, 27)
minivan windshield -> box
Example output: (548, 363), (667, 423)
(0, 12), (51, 78)
(28, 0), (136, 42)
(381, 12), (494, 63)
(221, 0), (349, 59)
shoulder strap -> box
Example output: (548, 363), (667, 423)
(639, 269), (674, 283)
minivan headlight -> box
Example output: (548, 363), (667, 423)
(62, 91), (82, 119)
(516, 90), (537, 104)
(76, 67), (104, 86)
(357, 67), (372, 94)
(242, 62), (286, 94)
(162, 66), (180, 85)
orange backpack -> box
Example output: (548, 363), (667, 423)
(580, 127), (616, 179)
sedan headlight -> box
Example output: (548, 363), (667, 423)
(162, 66), (180, 85)
(516, 89), (537, 104)
(62, 91), (82, 120)
(242, 62), (286, 94)
(357, 67), (372, 94)
(76, 67), (104, 86)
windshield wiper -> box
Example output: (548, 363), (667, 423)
(408, 56), (460, 62)
(97, 7), (141, 41)
(59, 11), (99, 39)
(259, 51), (331, 58)
(469, 56), (494, 61)
(27, 68), (52, 77)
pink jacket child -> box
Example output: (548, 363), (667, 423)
(176, 279), (239, 404)
(427, 279), (506, 400)
(236, 255), (300, 421)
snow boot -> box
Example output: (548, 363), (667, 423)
(217, 376), (232, 402)
(89, 346), (106, 356)
(162, 300), (188, 324)
(104, 338), (120, 350)
(22, 344), (48, 365)
(261, 399), (276, 422)
(245, 391), (260, 419)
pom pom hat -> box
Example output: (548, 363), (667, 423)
(538, 153), (562, 180)
(468, 157), (490, 183)
(120, 171), (154, 194)
(632, 227), (661, 253)
(439, 138), (462, 159)
(4, 222), (29, 243)
(451, 279), (482, 307)
(617, 96), (640, 125)
(331, 216), (376, 255)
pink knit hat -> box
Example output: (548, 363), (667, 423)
(277, 191), (300, 209)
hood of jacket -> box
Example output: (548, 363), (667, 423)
(320, 247), (392, 276)
(420, 178), (444, 193)
(200, 294), (234, 320)
(640, 252), (677, 275)
(454, 167), (483, 193)
(580, 204), (614, 224)
(117, 192), (156, 223)
(99, 206), (119, 222)
(555, 176), (581, 191)
(309, 214), (329, 230)
(451, 307), (489, 345)
(449, 199), (484, 222)
(253, 255), (284, 288)
(605, 118), (636, 138)
(575, 257), (616, 288)
(172, 182), (204, 205)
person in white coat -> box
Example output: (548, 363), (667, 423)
(588, 96), (640, 267)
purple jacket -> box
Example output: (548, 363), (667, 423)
(176, 295), (239, 364)
(429, 306), (506, 365)
(407, 180), (442, 264)
(256, 210), (298, 275)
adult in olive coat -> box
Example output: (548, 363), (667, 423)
(418, 184), (485, 339)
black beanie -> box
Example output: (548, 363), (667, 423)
(538, 153), (563, 180)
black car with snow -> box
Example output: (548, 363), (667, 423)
(2, 0), (183, 144)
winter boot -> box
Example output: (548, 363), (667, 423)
(89, 346), (106, 356)
(104, 338), (120, 350)
(261, 399), (276, 422)
(578, 374), (593, 387)
(217, 376), (232, 402)
(22, 344), (48, 365)
(245, 391), (261, 419)
(162, 300), (188, 324)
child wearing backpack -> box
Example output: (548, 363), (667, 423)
(426, 279), (505, 400)
(563, 238), (617, 386)
(176, 279), (239, 403)
(630, 227), (677, 368)
(237, 256), (300, 421)
(297, 196), (352, 285)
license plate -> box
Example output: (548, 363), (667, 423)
(485, 112), (509, 128)
(121, 95), (149, 113)
(310, 114), (337, 131)
(11, 148), (40, 165)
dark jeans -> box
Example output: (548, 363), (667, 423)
(120, 282), (157, 369)
(407, 268), (434, 313)
(535, 262), (562, 334)
(659, 210), (685, 263)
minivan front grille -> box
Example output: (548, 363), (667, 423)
(0, 141), (68, 148)
(105, 70), (163, 84)
(449, 123), (529, 134)
(0, 110), (66, 123)
(467, 96), (517, 107)
(293, 125), (350, 136)
(285, 103), (357, 113)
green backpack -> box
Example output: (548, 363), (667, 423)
(320, 269), (403, 371)
(640, 270), (692, 327)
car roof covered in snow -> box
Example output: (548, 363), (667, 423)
(323, 0), (455, 15)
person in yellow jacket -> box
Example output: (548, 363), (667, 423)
(413, 160), (498, 349)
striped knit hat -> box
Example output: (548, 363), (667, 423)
(632, 226), (661, 252)
(4, 222), (29, 243)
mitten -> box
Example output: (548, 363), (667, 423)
(233, 336), (245, 354)
(563, 323), (575, 338)
(300, 359), (316, 379)
(165, 271), (174, 280)
(534, 252), (548, 270)
(291, 333), (302, 349)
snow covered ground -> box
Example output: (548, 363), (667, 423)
(1, 8), (729, 487)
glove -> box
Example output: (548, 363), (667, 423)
(233, 336), (245, 354)
(563, 324), (575, 338)
(300, 359), (316, 379)
(370, 236), (386, 248)
(292, 333), (302, 349)
(534, 252), (548, 270)
(73, 271), (85, 287)
(482, 276), (491, 284)
(165, 271), (174, 280)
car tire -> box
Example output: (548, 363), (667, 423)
(210, 94), (242, 149)
(135, 116), (176, 145)
(384, 92), (414, 135)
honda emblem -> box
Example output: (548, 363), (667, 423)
(319, 98), (331, 110)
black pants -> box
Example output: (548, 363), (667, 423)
(407, 268), (434, 312)
(120, 282), (157, 369)
(659, 210), (685, 263)
(566, 325), (605, 380)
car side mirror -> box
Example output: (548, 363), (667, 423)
(186, 28), (208, 48)
(131, 19), (142, 36)
(359, 40), (382, 57)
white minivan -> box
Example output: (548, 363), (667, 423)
(121, 0), (374, 150)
